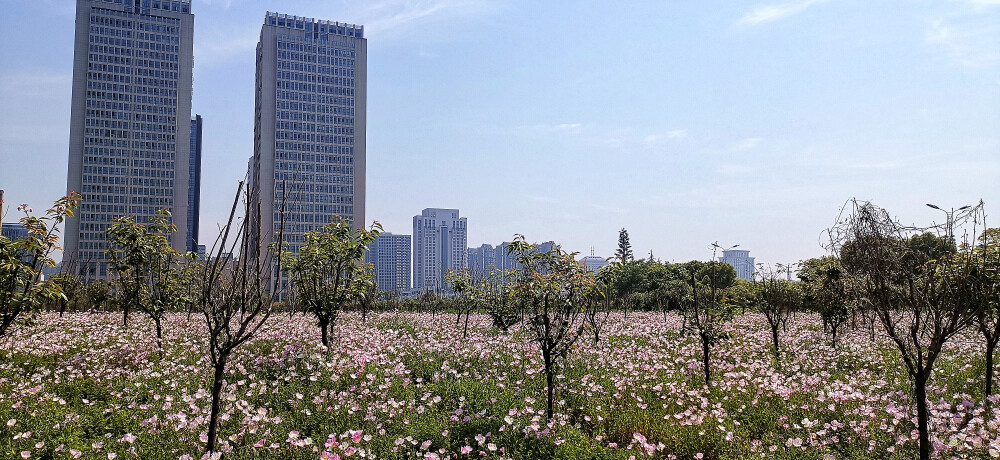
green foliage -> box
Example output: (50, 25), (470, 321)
(106, 209), (191, 338)
(615, 228), (633, 263)
(0, 193), (80, 336)
(508, 234), (597, 419)
(283, 217), (381, 346)
(799, 257), (851, 346)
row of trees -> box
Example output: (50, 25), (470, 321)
(1, 193), (996, 460)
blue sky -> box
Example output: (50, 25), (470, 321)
(1, 0), (998, 264)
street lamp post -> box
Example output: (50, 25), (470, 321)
(926, 203), (970, 241)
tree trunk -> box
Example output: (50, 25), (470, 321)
(915, 372), (930, 460)
(319, 316), (330, 347)
(362, 305), (367, 323)
(701, 335), (712, 387)
(986, 340), (997, 399)
(831, 323), (839, 349)
(206, 356), (227, 453)
(463, 311), (470, 339)
(543, 346), (554, 421)
(123, 303), (130, 327)
(770, 324), (781, 360)
(155, 318), (163, 350)
(59, 300), (67, 317)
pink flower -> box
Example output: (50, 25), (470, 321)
(20, 452), (30, 459)
(351, 430), (362, 443)
(461, 446), (472, 454)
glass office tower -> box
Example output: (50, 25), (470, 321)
(65, 0), (194, 278)
(187, 114), (202, 253)
(251, 12), (366, 280)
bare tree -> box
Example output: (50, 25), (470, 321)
(200, 180), (286, 453)
(828, 199), (983, 460)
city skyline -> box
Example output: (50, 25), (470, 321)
(2, 0), (997, 267)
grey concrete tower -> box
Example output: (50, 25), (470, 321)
(251, 12), (366, 267)
(413, 208), (467, 292)
(65, 0), (194, 278)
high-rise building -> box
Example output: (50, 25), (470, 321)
(413, 208), (467, 292)
(1, 223), (29, 241)
(365, 232), (411, 294)
(467, 243), (496, 274)
(187, 114), (202, 253)
(720, 249), (755, 280)
(251, 12), (366, 271)
(64, 0), (195, 277)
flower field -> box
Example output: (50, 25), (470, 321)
(1, 312), (998, 459)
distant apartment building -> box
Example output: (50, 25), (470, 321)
(2, 222), (29, 241)
(186, 114), (202, 253)
(720, 249), (755, 280)
(365, 232), (411, 294)
(250, 12), (366, 278)
(64, 0), (196, 278)
(467, 239), (560, 276)
(413, 208), (467, 292)
(579, 255), (609, 273)
(467, 243), (496, 274)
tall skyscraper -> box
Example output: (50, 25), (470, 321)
(365, 232), (411, 294)
(720, 249), (755, 280)
(65, 0), (195, 277)
(187, 114), (202, 253)
(413, 208), (467, 292)
(251, 12), (366, 268)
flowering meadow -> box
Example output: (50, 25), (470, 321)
(1, 312), (998, 459)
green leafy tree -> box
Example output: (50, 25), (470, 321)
(480, 267), (522, 332)
(509, 234), (596, 420)
(106, 209), (192, 346)
(0, 193), (80, 337)
(353, 262), (379, 323)
(50, 271), (85, 316)
(284, 217), (381, 347)
(798, 256), (851, 347)
(970, 228), (1000, 399)
(446, 267), (483, 339)
(752, 264), (802, 360)
(681, 251), (739, 388)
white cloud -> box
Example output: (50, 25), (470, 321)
(515, 123), (585, 134)
(736, 137), (763, 150)
(737, 0), (825, 26)
(352, 0), (501, 36)
(848, 161), (900, 170)
(926, 19), (1000, 68)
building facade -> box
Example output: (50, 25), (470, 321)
(412, 208), (467, 292)
(719, 249), (755, 280)
(187, 114), (202, 253)
(64, 0), (195, 277)
(251, 12), (366, 271)
(467, 243), (496, 274)
(579, 255), (608, 273)
(365, 232), (411, 294)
